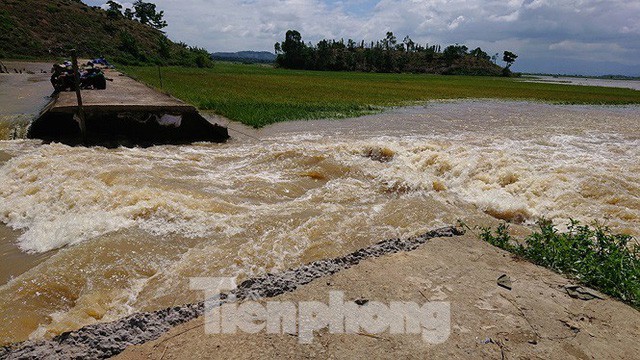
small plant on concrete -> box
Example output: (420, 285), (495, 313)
(480, 220), (639, 309)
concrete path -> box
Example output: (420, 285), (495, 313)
(51, 69), (193, 114)
(118, 233), (640, 360)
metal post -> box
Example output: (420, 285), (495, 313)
(71, 49), (87, 145)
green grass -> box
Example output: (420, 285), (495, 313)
(121, 62), (640, 128)
(478, 220), (639, 309)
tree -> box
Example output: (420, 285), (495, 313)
(124, 8), (134, 20)
(277, 30), (306, 69)
(382, 32), (397, 50)
(470, 47), (490, 61)
(443, 44), (468, 64)
(502, 51), (518, 68)
(118, 30), (139, 57)
(133, 1), (167, 29)
(106, 0), (122, 19)
(502, 51), (518, 77)
(190, 47), (213, 68)
(157, 35), (171, 59)
(403, 35), (415, 52)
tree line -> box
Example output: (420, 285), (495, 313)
(275, 30), (518, 76)
(106, 0), (167, 29)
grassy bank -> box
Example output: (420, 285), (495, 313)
(122, 62), (640, 127)
(479, 221), (639, 309)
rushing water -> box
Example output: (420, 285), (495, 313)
(0, 100), (638, 345)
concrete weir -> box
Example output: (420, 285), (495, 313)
(28, 70), (229, 147)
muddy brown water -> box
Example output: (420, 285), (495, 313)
(0, 95), (639, 345)
(0, 61), (52, 141)
(523, 76), (640, 91)
(0, 224), (51, 285)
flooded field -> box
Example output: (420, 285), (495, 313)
(523, 76), (640, 91)
(0, 100), (638, 345)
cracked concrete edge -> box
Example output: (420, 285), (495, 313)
(1, 226), (464, 360)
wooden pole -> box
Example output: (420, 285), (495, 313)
(158, 65), (163, 90)
(71, 49), (87, 145)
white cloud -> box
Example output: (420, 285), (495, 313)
(89, 0), (640, 75)
(448, 16), (465, 30)
(489, 10), (520, 22)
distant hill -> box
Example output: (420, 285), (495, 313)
(212, 51), (276, 63)
(0, 0), (211, 67)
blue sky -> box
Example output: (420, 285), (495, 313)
(85, 1), (640, 76)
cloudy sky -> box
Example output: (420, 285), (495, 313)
(85, 0), (640, 75)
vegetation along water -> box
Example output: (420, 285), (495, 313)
(123, 62), (640, 128)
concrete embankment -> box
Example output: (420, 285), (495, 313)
(3, 226), (640, 359)
(28, 67), (228, 147)
(1, 61), (228, 145)
(119, 232), (640, 360)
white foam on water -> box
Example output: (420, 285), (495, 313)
(0, 129), (638, 255)
(0, 101), (638, 344)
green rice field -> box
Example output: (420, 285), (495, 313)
(122, 62), (640, 128)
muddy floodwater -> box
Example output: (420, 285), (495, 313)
(0, 100), (639, 345)
(0, 61), (52, 140)
(522, 76), (640, 91)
